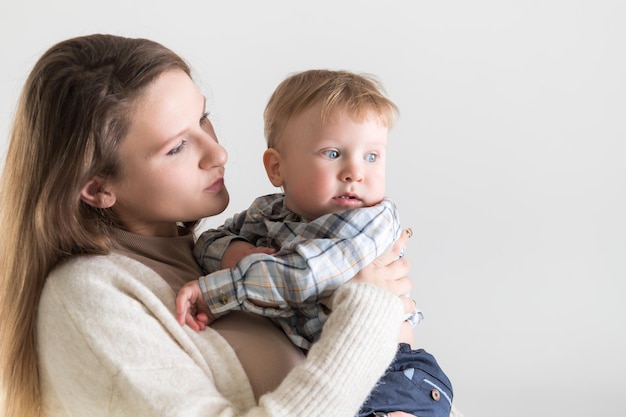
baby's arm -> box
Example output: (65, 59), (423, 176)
(195, 194), (293, 272)
(200, 199), (401, 317)
(194, 219), (250, 273)
(221, 240), (276, 269)
(176, 280), (211, 331)
(176, 242), (276, 329)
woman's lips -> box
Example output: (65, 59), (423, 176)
(205, 177), (224, 192)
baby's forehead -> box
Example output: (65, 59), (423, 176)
(271, 103), (391, 151)
(314, 103), (392, 126)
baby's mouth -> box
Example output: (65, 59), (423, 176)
(334, 194), (362, 203)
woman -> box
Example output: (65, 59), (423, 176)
(0, 34), (416, 417)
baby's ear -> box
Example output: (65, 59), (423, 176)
(263, 148), (284, 187)
(80, 177), (116, 208)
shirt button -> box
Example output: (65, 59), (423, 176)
(431, 389), (441, 401)
(219, 293), (228, 305)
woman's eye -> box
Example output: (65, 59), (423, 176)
(167, 140), (187, 156)
(365, 152), (378, 163)
(322, 149), (340, 159)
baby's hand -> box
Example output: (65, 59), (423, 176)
(222, 240), (277, 268)
(176, 280), (215, 331)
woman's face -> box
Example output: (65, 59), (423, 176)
(109, 69), (229, 236)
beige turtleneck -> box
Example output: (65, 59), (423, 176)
(112, 227), (305, 399)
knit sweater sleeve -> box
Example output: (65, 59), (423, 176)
(36, 253), (404, 417)
(260, 282), (405, 416)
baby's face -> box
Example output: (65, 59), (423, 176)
(276, 105), (388, 221)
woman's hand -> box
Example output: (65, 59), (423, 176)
(349, 228), (412, 296)
(349, 229), (415, 345)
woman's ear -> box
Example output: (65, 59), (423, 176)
(80, 177), (116, 208)
(263, 148), (284, 187)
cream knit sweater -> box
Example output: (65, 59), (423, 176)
(36, 252), (405, 417)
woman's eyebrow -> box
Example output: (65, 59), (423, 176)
(199, 96), (206, 117)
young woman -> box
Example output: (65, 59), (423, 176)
(0, 34), (416, 417)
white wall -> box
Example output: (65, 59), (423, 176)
(1, 1), (624, 416)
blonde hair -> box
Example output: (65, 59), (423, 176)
(263, 69), (399, 149)
(0, 34), (190, 417)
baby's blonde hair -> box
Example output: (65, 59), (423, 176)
(264, 69), (398, 149)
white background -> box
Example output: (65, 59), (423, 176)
(1, 1), (625, 416)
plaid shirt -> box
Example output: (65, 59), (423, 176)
(195, 194), (401, 350)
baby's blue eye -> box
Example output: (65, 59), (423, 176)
(365, 153), (378, 163)
(322, 149), (340, 159)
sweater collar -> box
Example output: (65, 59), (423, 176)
(112, 226), (201, 292)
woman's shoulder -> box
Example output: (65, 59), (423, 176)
(49, 252), (162, 283)
(51, 251), (137, 273)
(38, 252), (185, 366)
(43, 252), (173, 308)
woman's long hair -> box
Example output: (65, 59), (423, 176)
(0, 34), (190, 417)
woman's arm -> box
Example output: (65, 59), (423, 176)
(37, 250), (411, 417)
(260, 231), (414, 415)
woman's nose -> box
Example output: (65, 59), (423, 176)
(200, 138), (228, 169)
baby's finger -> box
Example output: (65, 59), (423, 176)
(175, 289), (192, 325)
(176, 303), (188, 326)
(185, 313), (200, 332)
(196, 312), (210, 328)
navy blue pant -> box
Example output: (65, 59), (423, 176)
(358, 344), (453, 417)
